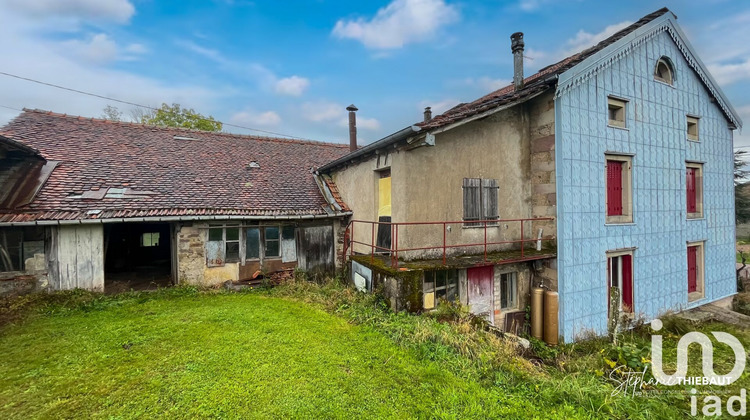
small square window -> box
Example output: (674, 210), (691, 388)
(608, 97), (626, 128)
(687, 116), (699, 141)
(141, 232), (160, 247)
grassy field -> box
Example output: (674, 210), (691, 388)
(0, 284), (748, 419)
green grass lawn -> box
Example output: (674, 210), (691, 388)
(0, 290), (569, 419)
(1, 286), (747, 419)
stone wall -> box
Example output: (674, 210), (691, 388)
(528, 91), (557, 239)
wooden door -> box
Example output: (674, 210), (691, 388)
(468, 266), (494, 324)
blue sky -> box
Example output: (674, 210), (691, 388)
(0, 0), (748, 146)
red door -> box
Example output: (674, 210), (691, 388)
(607, 160), (623, 216)
(621, 254), (633, 311)
(687, 246), (698, 293)
(468, 266), (494, 324)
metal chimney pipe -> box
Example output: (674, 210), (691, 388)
(511, 32), (525, 91)
(423, 106), (432, 122)
(346, 104), (358, 152)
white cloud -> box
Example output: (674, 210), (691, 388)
(735, 105), (750, 148)
(0, 8), (220, 127)
(418, 98), (459, 116)
(301, 101), (344, 122)
(562, 21), (632, 57)
(274, 76), (310, 96)
(337, 116), (381, 131)
(124, 43), (147, 54)
(229, 110), (282, 127)
(466, 77), (512, 92)
(62, 33), (118, 64)
(332, 0), (459, 49)
(708, 60), (750, 86)
(6, 0), (135, 23)
(176, 39), (229, 65)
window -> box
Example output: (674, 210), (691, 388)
(265, 226), (280, 258)
(245, 225), (292, 260)
(687, 242), (705, 301)
(605, 155), (633, 223)
(686, 163), (704, 219)
(140, 232), (160, 247)
(607, 252), (633, 313)
(463, 178), (499, 227)
(245, 227), (260, 259)
(687, 116), (699, 141)
(423, 269), (458, 309)
(499, 272), (518, 310)
(607, 97), (627, 128)
(654, 57), (674, 85)
(207, 224), (240, 264)
(0, 227), (45, 272)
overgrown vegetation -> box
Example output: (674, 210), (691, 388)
(1, 278), (748, 419)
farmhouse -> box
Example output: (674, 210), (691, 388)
(322, 8), (742, 340)
(0, 7), (742, 342)
(0, 111), (350, 292)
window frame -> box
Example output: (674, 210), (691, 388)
(422, 269), (459, 310)
(686, 162), (704, 219)
(687, 115), (700, 141)
(0, 227), (45, 273)
(654, 57), (675, 86)
(208, 224), (240, 264)
(686, 241), (705, 302)
(499, 271), (518, 311)
(606, 250), (634, 314)
(462, 178), (499, 227)
(264, 226), (281, 259)
(607, 96), (627, 129)
(605, 154), (633, 224)
(140, 232), (160, 247)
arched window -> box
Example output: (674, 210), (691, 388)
(654, 57), (674, 85)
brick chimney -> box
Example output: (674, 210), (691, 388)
(346, 104), (358, 152)
(511, 32), (524, 91)
(423, 106), (432, 122)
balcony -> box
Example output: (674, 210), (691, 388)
(344, 217), (556, 270)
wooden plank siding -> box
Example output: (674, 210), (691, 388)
(55, 225), (104, 291)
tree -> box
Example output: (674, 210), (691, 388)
(101, 105), (123, 122)
(735, 150), (750, 224)
(140, 103), (222, 132)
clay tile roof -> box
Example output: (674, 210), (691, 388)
(418, 7), (671, 131)
(0, 110), (351, 222)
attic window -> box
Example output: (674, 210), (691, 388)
(654, 57), (674, 85)
(687, 116), (699, 141)
(247, 161), (260, 169)
(607, 97), (627, 128)
(174, 135), (200, 141)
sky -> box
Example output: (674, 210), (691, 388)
(0, 0), (748, 147)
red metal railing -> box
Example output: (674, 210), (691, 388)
(344, 217), (554, 268)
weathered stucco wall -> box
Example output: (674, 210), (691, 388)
(332, 92), (557, 261)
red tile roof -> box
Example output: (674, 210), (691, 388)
(418, 7), (670, 131)
(0, 110), (351, 222)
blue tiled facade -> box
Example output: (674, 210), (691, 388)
(555, 29), (737, 340)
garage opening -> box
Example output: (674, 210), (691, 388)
(104, 223), (172, 292)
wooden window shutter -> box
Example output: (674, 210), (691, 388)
(463, 178), (481, 224)
(686, 167), (697, 213)
(687, 246), (698, 293)
(606, 160), (623, 216)
(620, 254), (633, 311)
(482, 179), (499, 220)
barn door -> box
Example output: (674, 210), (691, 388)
(468, 266), (494, 324)
(297, 226), (335, 274)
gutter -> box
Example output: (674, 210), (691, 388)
(318, 125), (421, 173)
(0, 212), (353, 227)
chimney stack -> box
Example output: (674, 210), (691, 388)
(511, 32), (524, 91)
(423, 106), (432, 122)
(346, 104), (358, 152)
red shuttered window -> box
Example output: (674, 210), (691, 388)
(686, 167), (697, 213)
(687, 246), (698, 293)
(621, 254), (633, 310)
(606, 160), (624, 216)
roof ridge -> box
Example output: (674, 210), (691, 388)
(19, 108), (350, 149)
